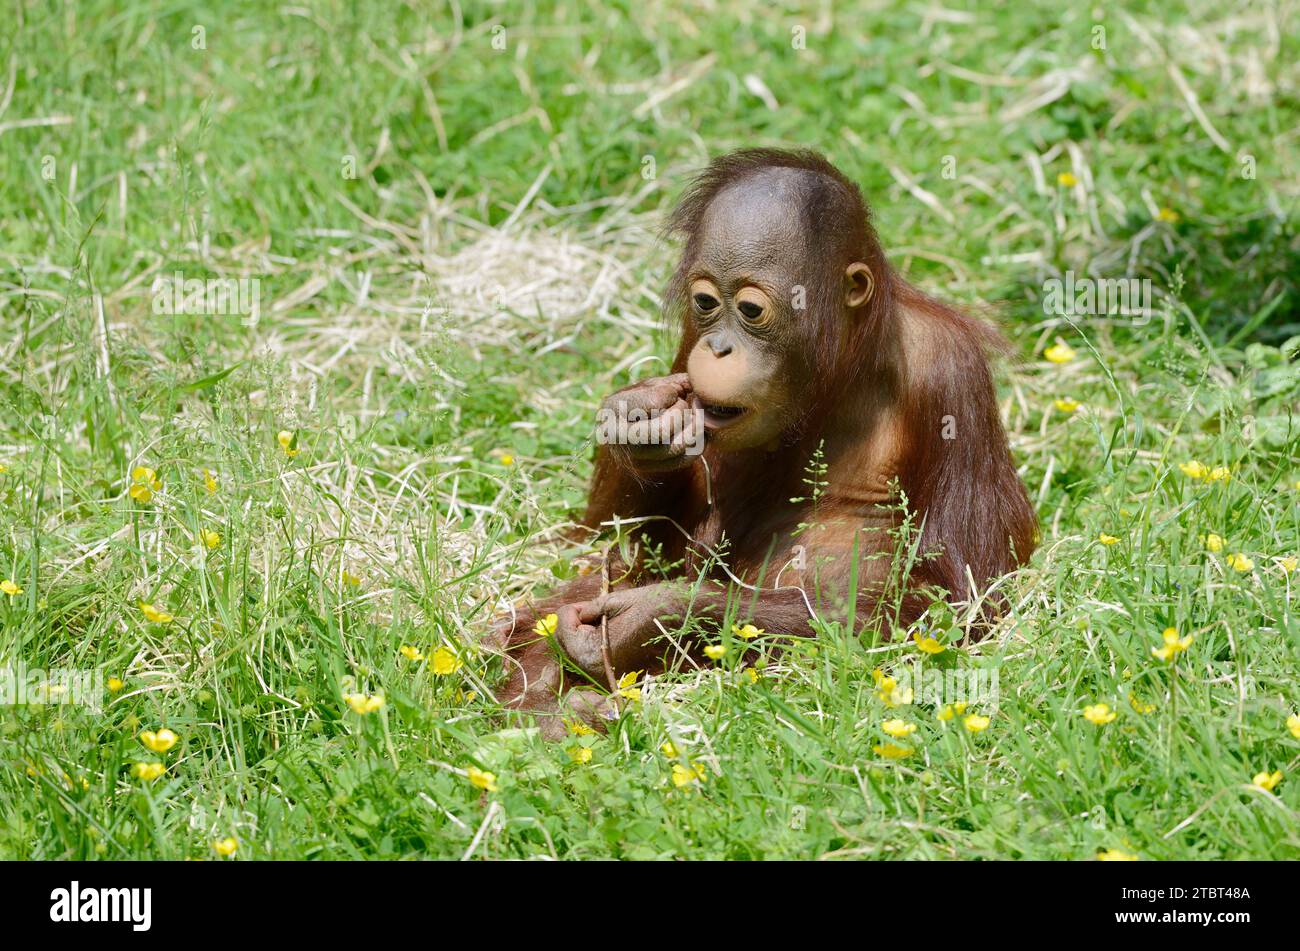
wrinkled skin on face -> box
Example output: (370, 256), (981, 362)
(682, 169), (874, 450)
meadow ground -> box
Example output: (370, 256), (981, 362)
(1, 0), (1298, 860)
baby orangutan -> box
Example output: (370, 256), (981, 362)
(491, 149), (1036, 737)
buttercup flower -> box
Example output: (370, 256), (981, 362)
(213, 837), (238, 857)
(1083, 703), (1116, 726)
(566, 718), (596, 737)
(467, 766), (498, 792)
(1203, 533), (1224, 552)
(1152, 627), (1192, 661)
(1278, 556), (1298, 573)
(703, 644), (727, 660)
(129, 466), (163, 503)
(671, 762), (708, 787)
(343, 691), (385, 714)
(1252, 770), (1283, 792)
(873, 743), (913, 759)
(1, 579), (21, 597)
(202, 468), (219, 494)
(1156, 207), (1180, 223)
(277, 430), (299, 458)
(342, 571), (361, 587)
(201, 529), (221, 549)
(881, 719), (916, 738)
(1286, 714), (1300, 739)
(1098, 533), (1119, 546)
(534, 613), (558, 637)
(913, 630), (945, 655)
(399, 645), (425, 661)
(130, 762), (166, 782)
(937, 702), (967, 722)
(732, 623), (763, 640)
(139, 728), (178, 753)
(660, 741), (679, 758)
(499, 454), (514, 466)
(1179, 460), (1208, 480)
(431, 647), (461, 675)
(617, 670), (642, 702)
(138, 601), (173, 624)
(568, 746), (592, 765)
(1057, 171), (1079, 187)
(1044, 342), (1076, 364)
(1054, 397), (1080, 413)
(1097, 848), (1138, 861)
(963, 714), (991, 733)
(1207, 466), (1231, 482)
(107, 677), (125, 693)
(1226, 553), (1254, 573)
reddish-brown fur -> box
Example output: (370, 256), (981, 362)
(492, 149), (1036, 723)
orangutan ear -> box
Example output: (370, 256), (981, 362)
(845, 262), (875, 309)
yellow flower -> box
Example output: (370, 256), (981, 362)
(213, 837), (238, 857)
(202, 468), (218, 494)
(1226, 552), (1254, 573)
(138, 601), (174, 624)
(107, 677), (125, 694)
(937, 704), (956, 722)
(399, 645), (425, 661)
(1151, 626), (1192, 661)
(703, 644), (727, 660)
(567, 746), (592, 765)
(913, 630), (945, 655)
(1207, 466), (1231, 482)
(499, 454), (514, 466)
(1286, 714), (1300, 739)
(660, 741), (679, 758)
(1054, 397), (1080, 414)
(1083, 703), (1117, 726)
(1097, 848), (1138, 861)
(566, 718), (596, 737)
(277, 430), (299, 457)
(467, 766), (498, 792)
(732, 623), (763, 640)
(139, 728), (179, 753)
(872, 743), (913, 759)
(1098, 533), (1119, 546)
(740, 667), (759, 684)
(0, 579), (21, 597)
(1057, 171), (1079, 187)
(1179, 460), (1208, 480)
(1129, 694), (1156, 715)
(533, 613), (558, 637)
(1279, 556), (1298, 573)
(201, 529), (221, 549)
(881, 718), (916, 738)
(963, 714), (991, 733)
(1203, 533), (1224, 552)
(130, 762), (166, 782)
(872, 669), (913, 707)
(671, 762), (707, 787)
(342, 571), (361, 587)
(343, 691), (385, 714)
(430, 647), (462, 675)
(1252, 770), (1283, 792)
(128, 466), (163, 502)
(617, 670), (642, 702)
(1044, 342), (1076, 364)
(1156, 207), (1180, 223)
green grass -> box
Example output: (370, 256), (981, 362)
(1, 0), (1298, 859)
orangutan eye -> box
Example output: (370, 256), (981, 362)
(735, 286), (775, 326)
(689, 278), (723, 318)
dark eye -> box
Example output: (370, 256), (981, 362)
(738, 300), (764, 321)
(694, 293), (720, 312)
